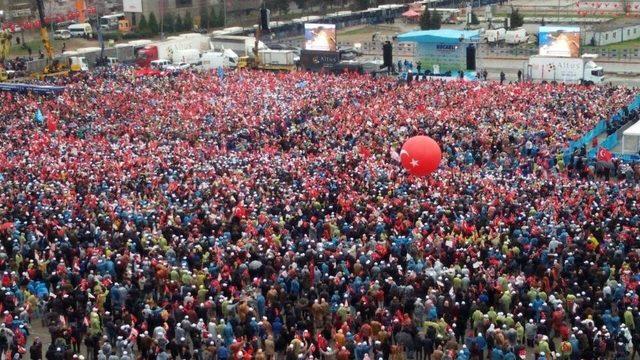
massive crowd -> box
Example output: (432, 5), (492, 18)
(0, 68), (639, 360)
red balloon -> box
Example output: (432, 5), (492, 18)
(400, 135), (442, 176)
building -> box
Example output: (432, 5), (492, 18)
(1, 0), (33, 20)
(583, 18), (640, 46)
(132, 0), (220, 19)
(124, 0), (261, 25)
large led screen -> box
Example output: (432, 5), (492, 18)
(539, 26), (580, 58)
(304, 23), (337, 52)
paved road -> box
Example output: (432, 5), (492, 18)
(477, 56), (640, 86)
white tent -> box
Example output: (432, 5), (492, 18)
(621, 120), (640, 154)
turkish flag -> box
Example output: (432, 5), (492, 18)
(597, 147), (613, 162)
(46, 117), (58, 132)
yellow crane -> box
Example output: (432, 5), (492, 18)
(35, 0), (69, 78)
(0, 30), (11, 81)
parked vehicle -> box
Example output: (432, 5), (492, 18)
(211, 35), (267, 57)
(196, 49), (239, 70)
(483, 28), (506, 43)
(527, 54), (604, 84)
(505, 28), (528, 44)
(68, 23), (93, 38)
(53, 30), (71, 40)
(150, 59), (171, 70)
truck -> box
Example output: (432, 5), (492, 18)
(196, 49), (239, 70)
(483, 28), (506, 43)
(257, 49), (297, 71)
(172, 49), (201, 65)
(136, 34), (211, 67)
(505, 28), (528, 44)
(527, 54), (604, 85)
(210, 35), (267, 57)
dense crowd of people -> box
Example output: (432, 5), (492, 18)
(0, 68), (639, 360)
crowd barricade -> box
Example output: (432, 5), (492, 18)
(574, 95), (640, 161)
(565, 95), (640, 163)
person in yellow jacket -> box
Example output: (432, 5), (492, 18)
(559, 339), (572, 359)
(624, 307), (635, 330)
(88, 309), (102, 337)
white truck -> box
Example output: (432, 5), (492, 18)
(483, 28), (506, 43)
(196, 49), (239, 70)
(172, 49), (201, 65)
(258, 50), (296, 69)
(527, 54), (604, 84)
(210, 35), (268, 57)
(505, 28), (528, 44)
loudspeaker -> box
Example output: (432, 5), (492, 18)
(466, 44), (476, 71)
(260, 7), (270, 31)
(383, 41), (393, 67)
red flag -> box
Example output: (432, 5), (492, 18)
(46, 117), (58, 132)
(597, 147), (613, 162)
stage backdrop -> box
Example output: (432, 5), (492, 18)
(398, 29), (480, 74)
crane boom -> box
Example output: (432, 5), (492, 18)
(35, 0), (54, 61)
(76, 0), (86, 23)
(0, 30), (11, 63)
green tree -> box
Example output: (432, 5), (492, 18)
(420, 9), (431, 30)
(275, 0), (290, 14)
(175, 14), (184, 32)
(138, 14), (148, 33)
(147, 12), (159, 34)
(209, 7), (218, 28)
(353, 0), (370, 11)
(294, 0), (309, 12)
(217, 5), (225, 27)
(470, 12), (479, 25)
(200, 8), (210, 29)
(163, 12), (176, 33)
(430, 11), (442, 29)
(510, 7), (524, 29)
(184, 11), (194, 31)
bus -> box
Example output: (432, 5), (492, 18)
(100, 13), (127, 31)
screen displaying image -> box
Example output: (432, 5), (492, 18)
(304, 23), (337, 52)
(539, 26), (580, 58)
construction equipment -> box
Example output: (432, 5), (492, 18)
(237, 27), (296, 72)
(0, 30), (11, 81)
(76, 0), (86, 23)
(35, 0), (69, 78)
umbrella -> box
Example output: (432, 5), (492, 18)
(402, 9), (421, 19)
(249, 260), (263, 271)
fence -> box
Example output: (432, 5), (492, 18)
(570, 95), (640, 162)
(563, 118), (608, 163)
(26, 46), (136, 74)
(478, 44), (640, 60)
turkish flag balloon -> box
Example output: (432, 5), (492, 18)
(400, 135), (442, 176)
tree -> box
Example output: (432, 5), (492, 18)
(209, 7), (218, 28)
(510, 7), (524, 29)
(147, 12), (159, 34)
(216, 5), (225, 27)
(175, 14), (184, 32)
(420, 9), (431, 30)
(430, 11), (442, 29)
(470, 12), (479, 25)
(275, 0), (290, 14)
(353, 0), (370, 11)
(163, 13), (176, 33)
(294, 0), (309, 12)
(200, 8), (210, 29)
(138, 14), (148, 33)
(184, 11), (194, 31)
